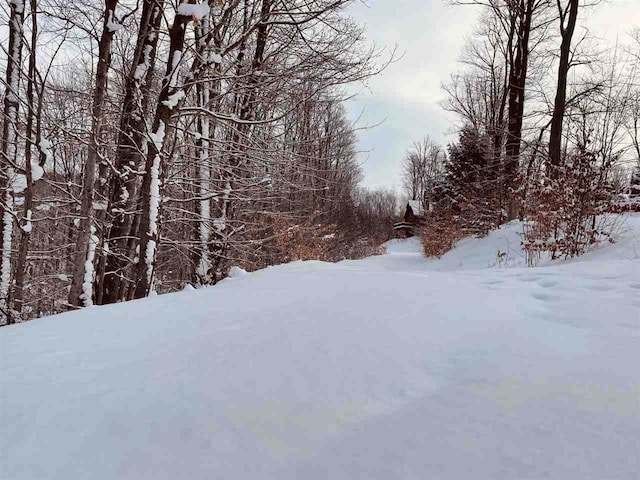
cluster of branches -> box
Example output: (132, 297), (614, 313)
(411, 0), (640, 257)
(400, 136), (446, 205)
(0, 0), (396, 324)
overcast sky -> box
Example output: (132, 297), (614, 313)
(346, 0), (640, 191)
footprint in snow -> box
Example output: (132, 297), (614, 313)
(619, 321), (640, 330)
(518, 276), (540, 282)
(580, 274), (623, 281)
(531, 292), (560, 302)
(585, 283), (616, 292)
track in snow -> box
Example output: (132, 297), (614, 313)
(2, 216), (640, 479)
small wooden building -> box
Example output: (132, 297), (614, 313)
(394, 200), (425, 238)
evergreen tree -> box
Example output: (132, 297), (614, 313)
(445, 127), (490, 198)
(442, 126), (502, 235)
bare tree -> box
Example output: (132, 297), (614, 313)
(13, 0), (42, 316)
(548, 0), (579, 168)
(68, 0), (120, 307)
(101, 0), (165, 304)
(401, 137), (445, 205)
(0, 0), (26, 323)
(504, 0), (538, 219)
(626, 29), (640, 167)
(0, 0), (388, 322)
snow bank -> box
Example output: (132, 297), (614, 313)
(227, 265), (248, 278)
(378, 214), (640, 271)
(381, 220), (525, 269)
(1, 215), (639, 479)
(177, 1), (209, 20)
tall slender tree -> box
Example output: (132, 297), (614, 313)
(549, 0), (579, 169)
(13, 0), (41, 316)
(134, 0), (201, 298)
(68, 0), (120, 307)
(0, 0), (26, 323)
(101, 0), (165, 304)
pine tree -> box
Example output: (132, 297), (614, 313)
(443, 126), (501, 235)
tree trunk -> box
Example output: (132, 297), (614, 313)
(504, 0), (534, 220)
(68, 0), (120, 307)
(549, 0), (579, 169)
(133, 1), (196, 298)
(0, 0), (26, 324)
(195, 13), (213, 285)
(212, 0), (272, 270)
(492, 10), (517, 168)
(13, 0), (40, 316)
(101, 0), (164, 304)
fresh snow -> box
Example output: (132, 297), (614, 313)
(10, 173), (27, 193)
(134, 45), (153, 80)
(31, 163), (44, 182)
(10, 163), (45, 193)
(177, 1), (210, 20)
(227, 265), (248, 278)
(38, 138), (53, 165)
(143, 126), (163, 287)
(92, 200), (108, 211)
(21, 209), (32, 233)
(105, 9), (121, 33)
(161, 89), (185, 108)
(166, 51), (182, 88)
(80, 225), (99, 307)
(149, 121), (165, 150)
(9, 0), (24, 14)
(407, 199), (423, 216)
(0, 195), (14, 304)
(2, 215), (640, 479)
(196, 85), (211, 283)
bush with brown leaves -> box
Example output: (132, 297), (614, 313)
(521, 151), (617, 264)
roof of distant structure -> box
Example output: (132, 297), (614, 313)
(407, 200), (423, 217)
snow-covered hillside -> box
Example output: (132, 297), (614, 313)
(2, 215), (640, 480)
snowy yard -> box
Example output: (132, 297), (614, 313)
(2, 215), (640, 479)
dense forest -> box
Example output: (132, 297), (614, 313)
(0, 0), (397, 323)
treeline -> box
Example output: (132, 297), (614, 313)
(0, 0), (397, 324)
(401, 0), (640, 262)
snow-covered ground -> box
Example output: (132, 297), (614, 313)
(2, 215), (640, 479)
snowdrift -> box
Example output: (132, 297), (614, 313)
(2, 215), (639, 479)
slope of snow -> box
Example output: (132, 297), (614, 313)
(2, 215), (640, 480)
